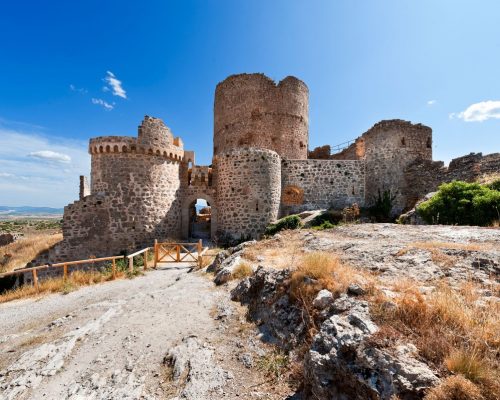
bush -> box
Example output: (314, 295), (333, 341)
(417, 181), (500, 226)
(369, 189), (397, 222)
(264, 215), (302, 236)
(487, 179), (500, 192)
(310, 211), (341, 227)
(312, 220), (335, 230)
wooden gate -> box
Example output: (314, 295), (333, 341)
(154, 239), (207, 267)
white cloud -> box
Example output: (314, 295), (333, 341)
(455, 100), (500, 122)
(91, 98), (114, 111)
(103, 71), (127, 99)
(427, 99), (437, 106)
(0, 122), (90, 207)
(69, 84), (88, 94)
(28, 150), (71, 163)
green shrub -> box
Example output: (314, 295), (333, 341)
(310, 211), (340, 227)
(417, 181), (500, 226)
(487, 179), (500, 191)
(312, 220), (336, 230)
(265, 215), (302, 236)
(369, 189), (397, 222)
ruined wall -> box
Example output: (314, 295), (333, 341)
(214, 73), (309, 160)
(359, 120), (432, 213)
(281, 160), (365, 215)
(404, 152), (500, 205)
(215, 147), (281, 241)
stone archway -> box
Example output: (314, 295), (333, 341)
(181, 193), (217, 240)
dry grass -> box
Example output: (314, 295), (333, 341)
(0, 232), (62, 273)
(425, 375), (484, 400)
(373, 280), (500, 399)
(0, 269), (125, 303)
(290, 252), (376, 303)
(241, 232), (305, 270)
(231, 261), (254, 280)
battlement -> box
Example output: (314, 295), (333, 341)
(189, 165), (213, 187)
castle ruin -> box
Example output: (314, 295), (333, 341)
(46, 73), (500, 262)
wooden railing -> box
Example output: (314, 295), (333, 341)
(0, 255), (125, 290)
(0, 240), (211, 291)
(154, 239), (209, 268)
(126, 247), (151, 273)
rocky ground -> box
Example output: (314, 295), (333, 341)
(1, 223), (498, 399)
(213, 224), (499, 399)
(0, 264), (295, 400)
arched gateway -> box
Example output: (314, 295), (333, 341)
(181, 193), (217, 240)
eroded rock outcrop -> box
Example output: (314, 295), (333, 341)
(231, 268), (439, 400)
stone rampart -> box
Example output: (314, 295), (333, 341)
(281, 159), (365, 215)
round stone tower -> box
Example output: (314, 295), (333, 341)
(214, 147), (281, 241)
(213, 73), (309, 160)
(88, 116), (184, 250)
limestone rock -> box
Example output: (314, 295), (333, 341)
(305, 296), (439, 400)
(312, 289), (334, 310)
(164, 336), (230, 400)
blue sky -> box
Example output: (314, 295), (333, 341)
(0, 0), (499, 207)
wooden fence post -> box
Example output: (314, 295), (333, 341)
(176, 245), (181, 262)
(144, 249), (148, 270)
(63, 264), (68, 281)
(112, 258), (116, 279)
(32, 269), (39, 291)
(129, 257), (134, 274)
(197, 239), (202, 268)
(154, 239), (158, 269)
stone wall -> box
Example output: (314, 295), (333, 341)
(42, 116), (188, 263)
(280, 160), (365, 215)
(215, 147), (281, 241)
(404, 152), (500, 205)
(214, 73), (309, 160)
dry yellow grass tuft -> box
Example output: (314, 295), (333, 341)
(425, 375), (484, 400)
(0, 269), (124, 303)
(290, 252), (376, 304)
(231, 261), (253, 280)
(0, 233), (63, 273)
(373, 280), (500, 399)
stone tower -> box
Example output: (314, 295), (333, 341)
(213, 73), (309, 160)
(213, 74), (309, 241)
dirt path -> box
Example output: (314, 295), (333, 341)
(0, 264), (257, 399)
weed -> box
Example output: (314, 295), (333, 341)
(231, 262), (253, 280)
(257, 351), (289, 382)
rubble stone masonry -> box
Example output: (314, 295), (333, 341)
(34, 73), (499, 266)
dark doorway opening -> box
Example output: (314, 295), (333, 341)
(189, 199), (211, 239)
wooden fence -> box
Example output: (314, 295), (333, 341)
(0, 255), (125, 290)
(0, 240), (209, 291)
(154, 239), (209, 268)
